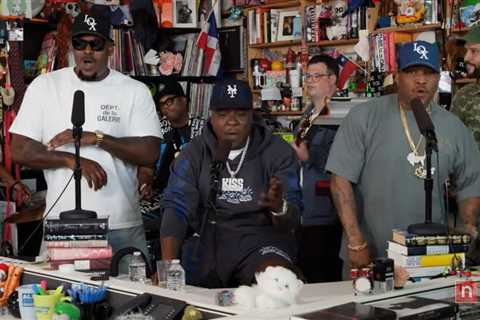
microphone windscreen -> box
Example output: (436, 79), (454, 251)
(214, 139), (232, 163)
(410, 98), (434, 133)
(71, 90), (85, 127)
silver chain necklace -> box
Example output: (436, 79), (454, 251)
(226, 136), (250, 178)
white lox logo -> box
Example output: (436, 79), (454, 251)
(84, 15), (97, 31)
(413, 43), (429, 60)
(226, 85), (238, 98)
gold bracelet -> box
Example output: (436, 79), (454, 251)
(347, 242), (368, 251)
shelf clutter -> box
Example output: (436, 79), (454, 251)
(243, 0), (479, 118)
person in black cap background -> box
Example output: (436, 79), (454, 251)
(138, 81), (204, 262)
(138, 81), (205, 201)
(10, 12), (162, 272)
(325, 40), (480, 276)
(160, 79), (303, 288)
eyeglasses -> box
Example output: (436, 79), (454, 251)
(305, 73), (331, 81)
(159, 96), (179, 108)
(72, 37), (107, 51)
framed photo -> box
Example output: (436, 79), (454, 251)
(198, 0), (221, 28)
(277, 10), (301, 41)
(173, 0), (197, 28)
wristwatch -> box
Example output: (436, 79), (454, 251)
(271, 199), (288, 217)
(95, 130), (104, 147)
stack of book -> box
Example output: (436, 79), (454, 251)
(44, 218), (112, 273)
(387, 229), (471, 279)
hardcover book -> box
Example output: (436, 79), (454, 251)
(371, 296), (458, 320)
(290, 302), (396, 320)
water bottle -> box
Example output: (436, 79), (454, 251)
(166, 259), (185, 291)
(129, 251), (146, 283)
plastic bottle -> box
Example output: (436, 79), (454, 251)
(166, 259), (185, 291)
(128, 251), (146, 283)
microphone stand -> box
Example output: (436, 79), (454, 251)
(407, 130), (446, 236)
(59, 125), (97, 219)
(191, 158), (223, 287)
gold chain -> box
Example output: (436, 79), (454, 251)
(399, 104), (424, 155)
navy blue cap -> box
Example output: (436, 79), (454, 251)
(210, 80), (252, 111)
(398, 41), (440, 73)
(72, 12), (112, 41)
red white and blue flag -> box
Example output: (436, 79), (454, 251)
(197, 12), (221, 76)
(337, 54), (359, 89)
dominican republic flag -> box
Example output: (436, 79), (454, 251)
(197, 12), (221, 76)
(337, 54), (359, 89)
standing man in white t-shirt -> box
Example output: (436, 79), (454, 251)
(9, 12), (161, 272)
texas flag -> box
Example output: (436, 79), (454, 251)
(197, 12), (221, 76)
(337, 54), (359, 89)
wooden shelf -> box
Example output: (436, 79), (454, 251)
(373, 23), (441, 34)
(454, 78), (477, 84)
(255, 110), (303, 116)
(307, 38), (358, 47)
(132, 75), (217, 83)
(0, 15), (47, 24)
(249, 39), (302, 48)
(245, 1), (300, 10)
(451, 27), (471, 33)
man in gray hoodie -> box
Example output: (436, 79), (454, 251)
(160, 80), (302, 288)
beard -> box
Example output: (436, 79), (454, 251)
(75, 67), (109, 82)
(76, 70), (98, 81)
(466, 63), (480, 79)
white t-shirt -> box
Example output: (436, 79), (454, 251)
(10, 67), (162, 229)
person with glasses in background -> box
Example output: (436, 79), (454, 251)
(10, 12), (161, 273)
(290, 55), (343, 283)
(138, 82), (204, 261)
(138, 81), (205, 202)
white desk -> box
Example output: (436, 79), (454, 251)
(1, 257), (470, 320)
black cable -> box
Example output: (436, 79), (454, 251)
(18, 173), (74, 255)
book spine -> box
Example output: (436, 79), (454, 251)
(44, 234), (107, 241)
(388, 251), (465, 267)
(388, 241), (470, 255)
(51, 259), (111, 270)
(44, 223), (108, 235)
(48, 246), (113, 261)
(51, 259), (111, 271)
(401, 306), (456, 320)
(392, 229), (471, 247)
(46, 240), (109, 248)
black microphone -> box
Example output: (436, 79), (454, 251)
(71, 90), (85, 127)
(410, 98), (435, 136)
(211, 139), (232, 171)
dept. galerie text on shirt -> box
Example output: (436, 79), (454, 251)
(98, 104), (121, 123)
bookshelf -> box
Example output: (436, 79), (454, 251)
(245, 0), (363, 115)
(372, 23), (442, 34)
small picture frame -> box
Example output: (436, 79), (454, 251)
(277, 10), (301, 41)
(173, 0), (197, 28)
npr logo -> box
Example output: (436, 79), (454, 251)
(455, 280), (478, 304)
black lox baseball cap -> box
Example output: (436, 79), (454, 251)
(72, 12), (112, 41)
(210, 80), (253, 111)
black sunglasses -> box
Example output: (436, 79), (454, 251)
(72, 37), (107, 51)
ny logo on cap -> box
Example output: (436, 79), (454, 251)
(413, 43), (429, 60)
(83, 14), (97, 31)
(226, 85), (238, 98)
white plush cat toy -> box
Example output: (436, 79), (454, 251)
(234, 266), (304, 309)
